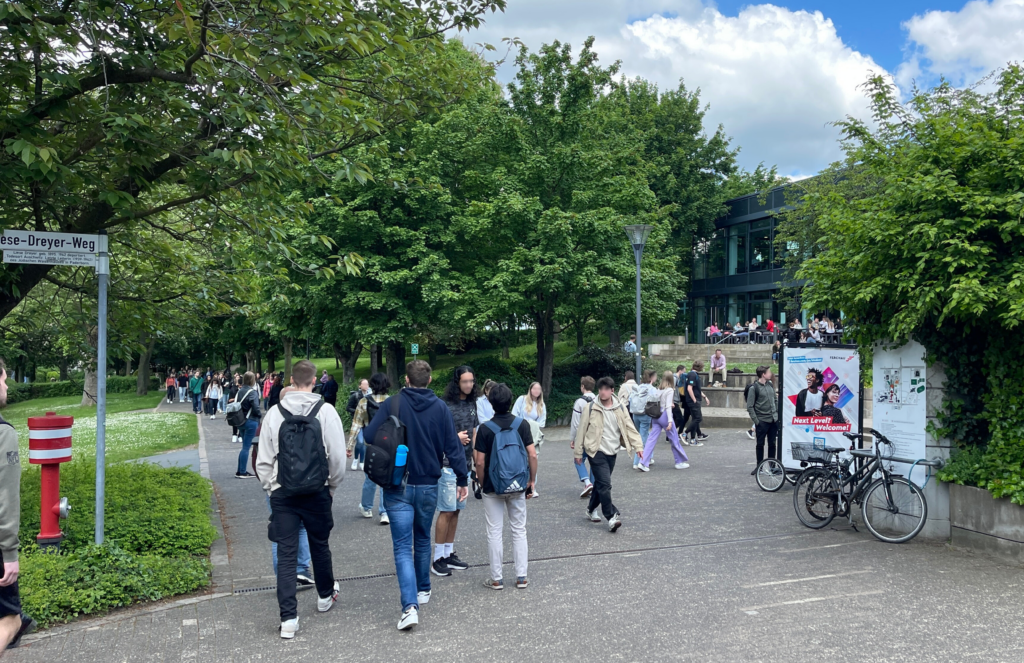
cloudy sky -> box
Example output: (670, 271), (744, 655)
(461, 0), (1024, 178)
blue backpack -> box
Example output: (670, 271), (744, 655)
(482, 416), (530, 495)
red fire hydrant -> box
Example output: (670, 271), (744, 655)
(27, 411), (73, 550)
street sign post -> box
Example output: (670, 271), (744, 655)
(3, 229), (109, 544)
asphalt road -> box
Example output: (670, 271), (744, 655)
(11, 411), (1024, 662)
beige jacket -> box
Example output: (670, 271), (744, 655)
(573, 395), (644, 460)
(256, 391), (346, 495)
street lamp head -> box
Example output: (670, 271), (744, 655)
(624, 224), (653, 250)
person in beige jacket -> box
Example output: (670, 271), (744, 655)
(255, 360), (346, 640)
(573, 376), (644, 533)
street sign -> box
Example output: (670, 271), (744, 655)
(2, 229), (110, 545)
(411, 343), (419, 356)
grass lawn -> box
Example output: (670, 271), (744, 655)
(5, 392), (198, 464)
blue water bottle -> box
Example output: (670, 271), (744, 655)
(392, 445), (408, 486)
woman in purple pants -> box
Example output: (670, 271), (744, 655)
(638, 371), (689, 472)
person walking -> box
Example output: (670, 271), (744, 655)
(362, 360), (468, 631)
(268, 373), (284, 409)
(638, 371), (689, 472)
(227, 375), (241, 443)
(573, 377), (643, 532)
(321, 374), (339, 407)
(434, 366), (478, 577)
(630, 369), (657, 469)
(256, 360), (345, 640)
(511, 381), (546, 498)
(235, 372), (262, 479)
(474, 383), (537, 591)
(673, 364), (689, 447)
(189, 369), (204, 414)
(262, 372), (274, 410)
(617, 371), (637, 403)
(569, 376), (597, 498)
(177, 370), (189, 403)
(165, 372), (176, 404)
(346, 379), (370, 417)
(348, 378), (372, 471)
(683, 361), (711, 443)
(349, 372), (390, 524)
(477, 379), (497, 426)
(1, 360), (37, 651)
(205, 378), (222, 419)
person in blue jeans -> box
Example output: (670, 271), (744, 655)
(362, 360), (468, 632)
(631, 369), (657, 468)
(349, 372), (391, 524)
(569, 377), (597, 497)
(234, 373), (261, 479)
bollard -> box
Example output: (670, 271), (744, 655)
(27, 411), (73, 551)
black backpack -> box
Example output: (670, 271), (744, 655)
(365, 395), (381, 420)
(275, 400), (330, 496)
(744, 381), (762, 403)
(364, 393), (405, 488)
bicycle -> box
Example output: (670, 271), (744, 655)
(754, 441), (833, 492)
(792, 428), (941, 543)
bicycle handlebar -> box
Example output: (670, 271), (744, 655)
(847, 448), (944, 467)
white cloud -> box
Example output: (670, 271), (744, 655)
(898, 0), (1024, 88)
(465, 2), (884, 177)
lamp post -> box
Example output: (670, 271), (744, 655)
(624, 224), (653, 379)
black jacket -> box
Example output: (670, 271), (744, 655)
(321, 379), (339, 405)
(346, 389), (367, 415)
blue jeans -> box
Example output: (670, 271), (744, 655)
(354, 430), (366, 463)
(191, 392), (202, 413)
(361, 475), (386, 516)
(238, 418), (257, 475)
(219, 393), (228, 412)
(383, 484), (438, 611)
(574, 455), (594, 483)
(267, 494), (310, 576)
(633, 413), (652, 465)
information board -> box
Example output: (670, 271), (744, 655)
(872, 341), (928, 484)
(3, 250), (97, 267)
(781, 346), (860, 470)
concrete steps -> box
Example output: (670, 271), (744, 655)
(651, 342), (773, 364)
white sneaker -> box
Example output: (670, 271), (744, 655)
(746, 428), (755, 440)
(637, 464), (650, 473)
(417, 590), (430, 605)
(359, 505), (372, 518)
(379, 513), (390, 525)
(398, 606), (418, 631)
(350, 458), (359, 470)
(280, 617), (298, 639)
(210, 415), (216, 419)
(586, 508), (602, 522)
(358, 461), (365, 471)
(317, 581), (340, 612)
(675, 462), (690, 469)
(231, 435), (238, 444)
(608, 513), (622, 533)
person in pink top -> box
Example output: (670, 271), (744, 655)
(709, 349), (727, 385)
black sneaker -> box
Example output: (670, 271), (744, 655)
(446, 552), (469, 571)
(431, 559), (452, 577)
(296, 574), (315, 590)
(235, 472), (256, 479)
(7, 616), (36, 649)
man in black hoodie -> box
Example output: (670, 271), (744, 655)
(363, 360), (467, 632)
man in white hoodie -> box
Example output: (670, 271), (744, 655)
(257, 360), (346, 640)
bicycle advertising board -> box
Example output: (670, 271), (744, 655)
(872, 340), (929, 485)
(780, 344), (861, 470)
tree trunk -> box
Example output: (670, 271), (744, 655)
(245, 351), (255, 373)
(59, 356), (69, 381)
(222, 350), (233, 376)
(576, 320), (585, 348)
(125, 354), (132, 377)
(81, 367), (98, 406)
(268, 350), (276, 373)
(255, 349), (263, 375)
(428, 346), (438, 367)
(385, 341), (400, 388)
(370, 344), (380, 375)
(282, 338), (293, 384)
(333, 341), (363, 385)
(535, 310), (555, 396)
(136, 336), (156, 395)
(608, 321), (621, 348)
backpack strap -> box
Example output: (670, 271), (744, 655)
(482, 420), (501, 435)
(308, 399), (325, 419)
(511, 416), (523, 432)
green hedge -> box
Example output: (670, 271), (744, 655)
(4, 376), (161, 404)
(18, 462), (216, 627)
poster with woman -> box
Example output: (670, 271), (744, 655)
(781, 346), (860, 470)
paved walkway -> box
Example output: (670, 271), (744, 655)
(10, 405), (1024, 662)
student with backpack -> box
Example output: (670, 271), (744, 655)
(573, 377), (644, 532)
(637, 371), (689, 472)
(230, 372), (262, 478)
(255, 360), (346, 640)
(569, 376), (597, 498)
(628, 369), (658, 469)
(434, 366), (478, 577)
(349, 372), (390, 524)
(746, 366), (779, 475)
(361, 360), (468, 631)
(189, 370), (204, 413)
(683, 361), (711, 443)
(474, 383), (537, 590)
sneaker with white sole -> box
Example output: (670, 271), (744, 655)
(697, 433), (710, 441)
(579, 482), (593, 498)
(675, 462), (690, 469)
(280, 617), (298, 639)
(483, 578), (504, 590)
(690, 441), (704, 447)
(586, 508), (602, 522)
(516, 576), (528, 589)
(446, 552), (469, 571)
(358, 505), (372, 518)
(398, 606), (418, 630)
(317, 581), (340, 612)
(296, 574), (315, 590)
(350, 458), (359, 471)
(746, 428), (755, 440)
(637, 464), (650, 473)
(608, 513), (622, 533)
(431, 559), (452, 577)
(231, 435), (238, 444)
(379, 513), (390, 525)
(358, 461), (365, 471)
(417, 590), (431, 605)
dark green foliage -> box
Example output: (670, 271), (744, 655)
(3, 376), (160, 403)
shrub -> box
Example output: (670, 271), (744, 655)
(19, 544), (210, 628)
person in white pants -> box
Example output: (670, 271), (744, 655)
(473, 383), (538, 590)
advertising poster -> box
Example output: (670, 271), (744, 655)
(782, 346), (860, 470)
(872, 341), (928, 484)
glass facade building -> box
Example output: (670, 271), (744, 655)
(688, 186), (796, 342)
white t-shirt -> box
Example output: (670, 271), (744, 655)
(804, 390), (823, 412)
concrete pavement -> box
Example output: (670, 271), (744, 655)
(10, 406), (1024, 662)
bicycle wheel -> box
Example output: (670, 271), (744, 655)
(862, 477), (927, 543)
(793, 467), (837, 529)
(755, 458), (787, 492)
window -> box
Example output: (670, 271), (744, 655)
(748, 290), (773, 325)
(707, 233), (726, 278)
(692, 238), (707, 280)
(749, 219), (771, 272)
(728, 294), (745, 326)
(728, 225), (746, 275)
